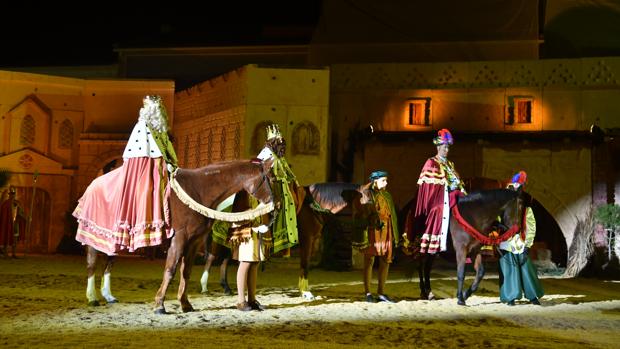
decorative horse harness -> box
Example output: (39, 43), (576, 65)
(169, 167), (275, 223)
(451, 197), (527, 246)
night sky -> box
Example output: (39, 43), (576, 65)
(0, 2), (322, 68)
(3, 2), (620, 68)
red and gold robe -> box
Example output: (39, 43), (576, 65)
(406, 156), (464, 254)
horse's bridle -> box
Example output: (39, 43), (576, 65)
(250, 163), (278, 266)
(503, 189), (526, 238)
(249, 167), (269, 199)
(249, 163), (278, 228)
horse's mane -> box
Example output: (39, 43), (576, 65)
(456, 188), (523, 231)
(179, 159), (262, 177)
(308, 182), (362, 213)
(198, 159), (256, 171)
(457, 188), (517, 207)
(174, 159), (269, 208)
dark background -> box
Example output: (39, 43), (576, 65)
(0, 2), (322, 67)
(3, 1), (620, 69)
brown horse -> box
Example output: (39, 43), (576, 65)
(84, 158), (274, 314)
(200, 182), (368, 299)
(409, 188), (525, 305)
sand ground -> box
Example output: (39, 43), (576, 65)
(0, 253), (619, 348)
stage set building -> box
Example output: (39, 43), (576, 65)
(0, 71), (174, 253)
(2, 1), (619, 275)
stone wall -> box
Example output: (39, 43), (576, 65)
(332, 57), (620, 266)
(173, 65), (330, 185)
(174, 68), (247, 167)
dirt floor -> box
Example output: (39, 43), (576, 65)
(0, 253), (619, 348)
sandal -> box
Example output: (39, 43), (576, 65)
(248, 300), (265, 311)
(236, 301), (252, 311)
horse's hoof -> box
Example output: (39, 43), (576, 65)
(220, 281), (232, 295)
(88, 300), (100, 307)
(457, 299), (467, 306)
(181, 306), (195, 313)
(221, 284), (232, 295)
(153, 307), (167, 315)
(428, 292), (435, 301)
(106, 299), (118, 304)
(301, 291), (315, 300)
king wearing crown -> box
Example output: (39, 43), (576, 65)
(257, 123), (300, 252)
(231, 122), (302, 311)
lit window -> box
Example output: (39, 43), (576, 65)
(405, 98), (431, 126)
(506, 96), (533, 125)
(516, 99), (532, 124)
(20, 115), (35, 145)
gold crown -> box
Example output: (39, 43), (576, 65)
(265, 124), (282, 140)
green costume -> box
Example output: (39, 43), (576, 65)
(351, 188), (399, 253)
(499, 207), (544, 303)
(211, 149), (298, 254)
(146, 100), (178, 211)
(270, 153), (299, 253)
(211, 205), (234, 248)
(148, 111), (178, 169)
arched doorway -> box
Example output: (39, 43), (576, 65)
(530, 199), (567, 267)
(14, 186), (51, 254)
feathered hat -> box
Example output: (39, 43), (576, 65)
(433, 129), (454, 146)
(369, 170), (388, 181)
(507, 170), (527, 188)
(265, 124), (282, 141)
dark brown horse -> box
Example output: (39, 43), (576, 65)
(296, 182), (371, 298)
(84, 159), (274, 314)
(410, 188), (525, 305)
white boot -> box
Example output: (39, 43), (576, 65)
(86, 275), (99, 306)
(200, 270), (209, 294)
(299, 276), (315, 300)
(100, 273), (118, 303)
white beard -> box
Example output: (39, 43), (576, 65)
(139, 104), (167, 132)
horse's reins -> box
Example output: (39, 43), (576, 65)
(249, 163), (270, 199)
(249, 161), (279, 270)
(245, 159), (295, 270)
